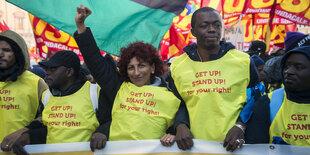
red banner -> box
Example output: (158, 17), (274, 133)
(243, 0), (274, 14)
(275, 0), (310, 25)
(29, 14), (84, 61)
(253, 14), (293, 25)
(160, 0), (199, 60)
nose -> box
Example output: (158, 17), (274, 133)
(133, 67), (140, 75)
(0, 49), (4, 57)
(284, 66), (294, 75)
(208, 24), (216, 32)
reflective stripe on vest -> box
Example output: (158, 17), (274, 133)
(0, 71), (40, 143)
(42, 81), (99, 144)
(43, 83), (99, 113)
(270, 88), (285, 123)
(170, 49), (250, 141)
(109, 82), (180, 141)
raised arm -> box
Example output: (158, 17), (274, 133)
(74, 5), (121, 91)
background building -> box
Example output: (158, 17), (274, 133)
(0, 0), (35, 47)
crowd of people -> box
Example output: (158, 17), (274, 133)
(0, 5), (309, 155)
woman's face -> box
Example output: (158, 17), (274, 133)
(127, 57), (155, 87)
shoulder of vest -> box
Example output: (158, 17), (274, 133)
(170, 54), (189, 71)
(21, 70), (42, 80)
(270, 87), (285, 123)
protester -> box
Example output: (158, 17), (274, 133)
(269, 46), (310, 146)
(0, 30), (48, 152)
(284, 31), (310, 52)
(246, 46), (310, 146)
(168, 7), (261, 152)
(74, 5), (180, 151)
(246, 40), (272, 62)
(251, 55), (265, 82)
(12, 50), (102, 155)
(263, 56), (283, 94)
(81, 66), (96, 83)
(270, 48), (285, 57)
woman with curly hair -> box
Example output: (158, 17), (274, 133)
(74, 5), (183, 152)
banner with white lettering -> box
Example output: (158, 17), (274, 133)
(1, 140), (310, 155)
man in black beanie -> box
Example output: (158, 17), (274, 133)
(0, 30), (48, 152)
(284, 31), (310, 52)
(245, 46), (310, 146)
(12, 50), (106, 155)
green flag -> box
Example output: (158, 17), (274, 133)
(6, 0), (187, 56)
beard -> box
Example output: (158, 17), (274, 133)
(205, 43), (220, 50)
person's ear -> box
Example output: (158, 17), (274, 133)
(151, 63), (155, 74)
(66, 68), (74, 77)
(191, 28), (196, 37)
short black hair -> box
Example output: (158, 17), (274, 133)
(191, 7), (220, 28)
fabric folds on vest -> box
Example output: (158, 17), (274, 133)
(170, 49), (250, 141)
(109, 82), (180, 141)
(270, 90), (310, 146)
(42, 81), (99, 144)
(0, 71), (40, 143)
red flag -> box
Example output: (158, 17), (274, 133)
(0, 21), (10, 32)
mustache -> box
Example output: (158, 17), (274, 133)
(0, 59), (7, 62)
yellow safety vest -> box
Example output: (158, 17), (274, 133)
(109, 82), (180, 141)
(42, 81), (99, 144)
(170, 49), (250, 141)
(270, 91), (310, 146)
(0, 71), (40, 143)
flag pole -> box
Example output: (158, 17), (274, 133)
(234, 13), (244, 45)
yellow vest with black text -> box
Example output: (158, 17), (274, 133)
(170, 49), (250, 141)
(42, 81), (99, 144)
(0, 71), (40, 143)
(109, 82), (180, 141)
(270, 91), (310, 146)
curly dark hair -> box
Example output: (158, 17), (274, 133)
(118, 41), (166, 83)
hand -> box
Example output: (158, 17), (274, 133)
(90, 132), (107, 152)
(223, 124), (245, 152)
(1, 128), (28, 152)
(160, 134), (175, 146)
(175, 124), (193, 150)
(75, 4), (92, 33)
(12, 133), (31, 155)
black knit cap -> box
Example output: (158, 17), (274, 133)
(246, 40), (266, 53)
(39, 50), (80, 73)
(281, 46), (310, 71)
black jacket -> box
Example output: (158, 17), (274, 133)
(74, 28), (175, 138)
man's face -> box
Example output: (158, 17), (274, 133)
(44, 66), (68, 89)
(257, 65), (265, 81)
(191, 11), (222, 50)
(283, 53), (310, 92)
(0, 40), (16, 71)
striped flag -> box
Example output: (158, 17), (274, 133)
(6, 0), (188, 56)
